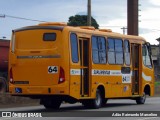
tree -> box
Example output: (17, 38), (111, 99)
(67, 15), (99, 29)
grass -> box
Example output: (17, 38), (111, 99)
(155, 82), (160, 86)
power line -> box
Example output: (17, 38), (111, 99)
(0, 14), (48, 22)
(100, 26), (127, 28)
(0, 14), (5, 18)
(101, 25), (160, 32)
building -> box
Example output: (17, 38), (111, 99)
(151, 45), (159, 65)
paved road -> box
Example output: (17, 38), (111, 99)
(0, 97), (159, 120)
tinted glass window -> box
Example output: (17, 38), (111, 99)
(142, 44), (152, 68)
(108, 38), (123, 64)
(99, 51), (106, 63)
(108, 52), (115, 64)
(92, 50), (99, 63)
(43, 33), (56, 41)
(125, 53), (130, 65)
(116, 52), (123, 64)
(115, 39), (123, 52)
(70, 33), (79, 63)
(92, 36), (106, 64)
(98, 37), (106, 50)
(92, 36), (98, 49)
(124, 40), (130, 65)
(124, 40), (130, 52)
(108, 38), (114, 51)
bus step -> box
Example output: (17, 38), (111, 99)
(81, 95), (89, 97)
(132, 92), (139, 94)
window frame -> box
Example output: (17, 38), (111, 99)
(108, 38), (124, 65)
(70, 33), (79, 63)
(92, 36), (107, 64)
(142, 44), (153, 69)
(108, 38), (115, 64)
(124, 40), (131, 66)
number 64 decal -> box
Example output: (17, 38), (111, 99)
(48, 66), (58, 74)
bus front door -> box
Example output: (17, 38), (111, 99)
(79, 38), (90, 97)
(131, 44), (140, 95)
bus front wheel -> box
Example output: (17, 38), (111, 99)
(136, 92), (146, 104)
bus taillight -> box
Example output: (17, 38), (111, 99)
(58, 67), (65, 84)
(9, 68), (14, 83)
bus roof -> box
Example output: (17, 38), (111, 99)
(13, 22), (146, 42)
(63, 26), (145, 41)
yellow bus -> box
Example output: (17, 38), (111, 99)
(9, 22), (154, 109)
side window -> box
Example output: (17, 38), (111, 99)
(98, 37), (106, 63)
(142, 44), (152, 68)
(92, 36), (106, 64)
(92, 36), (99, 63)
(124, 40), (130, 65)
(108, 38), (123, 64)
(108, 38), (115, 64)
(70, 33), (79, 63)
(115, 39), (123, 64)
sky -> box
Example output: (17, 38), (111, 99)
(0, 0), (160, 45)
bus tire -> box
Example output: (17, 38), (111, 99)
(91, 89), (102, 109)
(102, 99), (108, 106)
(82, 89), (102, 109)
(40, 98), (62, 109)
(83, 89), (102, 109)
(136, 92), (146, 104)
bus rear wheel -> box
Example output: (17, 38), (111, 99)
(82, 89), (102, 109)
(93, 89), (102, 108)
(102, 99), (108, 106)
(40, 97), (62, 109)
(136, 92), (146, 104)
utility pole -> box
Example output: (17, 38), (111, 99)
(127, 0), (139, 35)
(121, 27), (127, 35)
(0, 15), (6, 39)
(87, 0), (91, 26)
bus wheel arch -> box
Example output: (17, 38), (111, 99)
(144, 84), (151, 96)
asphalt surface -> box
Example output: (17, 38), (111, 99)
(0, 97), (159, 120)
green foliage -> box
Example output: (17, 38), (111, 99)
(67, 15), (99, 29)
(155, 82), (160, 86)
